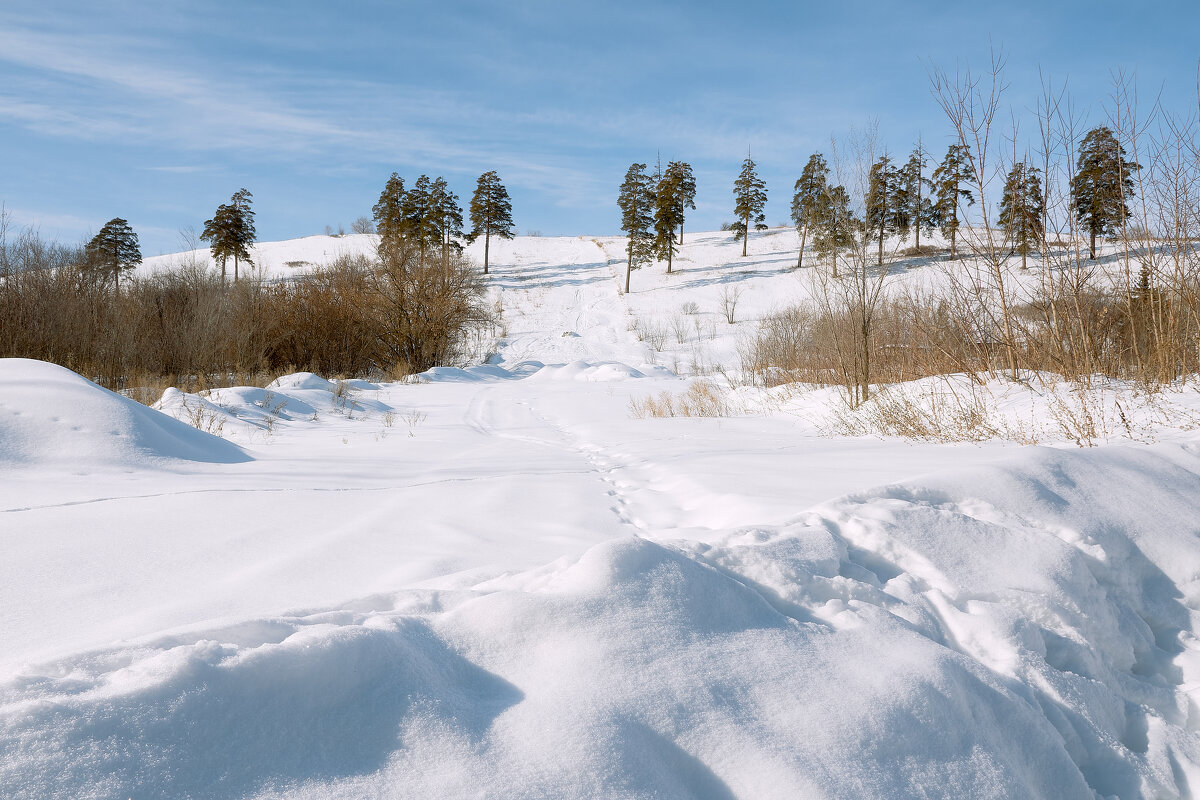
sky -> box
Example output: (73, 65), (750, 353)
(1, 0), (1199, 255)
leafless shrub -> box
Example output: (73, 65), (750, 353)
(719, 285), (743, 324)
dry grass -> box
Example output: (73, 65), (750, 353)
(630, 380), (733, 418)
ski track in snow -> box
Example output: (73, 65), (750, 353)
(4, 232), (1200, 798)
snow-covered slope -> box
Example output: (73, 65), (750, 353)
(5, 231), (1200, 798)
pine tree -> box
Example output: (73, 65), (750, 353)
(1072, 126), (1140, 260)
(229, 189), (256, 283)
(791, 153), (830, 269)
(372, 172), (408, 259)
(653, 163), (689, 273)
(429, 177), (464, 272)
(931, 145), (976, 261)
(402, 175), (441, 267)
(466, 170), (515, 275)
(899, 144), (935, 251)
(618, 163), (655, 293)
(865, 155), (904, 266)
(664, 161), (697, 244)
(998, 161), (1046, 270)
(812, 184), (856, 278)
(84, 217), (141, 292)
(201, 188), (255, 284)
(732, 155), (768, 257)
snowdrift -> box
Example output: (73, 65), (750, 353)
(4, 443), (1200, 798)
(0, 359), (248, 468)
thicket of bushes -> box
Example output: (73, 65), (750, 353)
(0, 235), (493, 394)
(744, 260), (1200, 393)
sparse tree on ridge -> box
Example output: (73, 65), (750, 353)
(466, 170), (515, 275)
(653, 163), (690, 273)
(402, 175), (441, 268)
(899, 143), (935, 251)
(732, 155), (768, 257)
(665, 161), (697, 244)
(429, 177), (464, 272)
(931, 144), (976, 261)
(352, 216), (375, 235)
(618, 162), (655, 293)
(792, 153), (830, 269)
(998, 161), (1045, 270)
(84, 217), (141, 292)
(373, 172), (408, 259)
(1072, 125), (1140, 260)
(812, 184), (856, 278)
(201, 188), (256, 284)
(865, 155), (904, 266)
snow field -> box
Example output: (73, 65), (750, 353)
(4, 230), (1200, 797)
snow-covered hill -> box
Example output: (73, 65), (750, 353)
(5, 230), (1200, 798)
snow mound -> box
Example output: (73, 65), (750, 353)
(8, 443), (1199, 797)
(0, 359), (249, 469)
(267, 372), (334, 392)
(528, 360), (673, 382)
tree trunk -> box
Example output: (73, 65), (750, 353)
(915, 180), (922, 251)
(678, 223), (684, 245)
(797, 223), (808, 269)
(741, 215), (749, 257)
(483, 231), (490, 275)
(625, 249), (632, 294)
(234, 254), (239, 283)
(1089, 228), (1097, 260)
(877, 220), (884, 267)
(667, 246), (672, 274)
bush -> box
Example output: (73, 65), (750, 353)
(0, 231), (495, 395)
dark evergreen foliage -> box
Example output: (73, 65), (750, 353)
(864, 156), (905, 265)
(1071, 126), (1140, 259)
(898, 145), (936, 250)
(617, 163), (655, 293)
(466, 170), (515, 275)
(84, 217), (141, 292)
(792, 154), (831, 269)
(931, 145), (976, 260)
(811, 184), (856, 278)
(732, 156), (768, 257)
(372, 173), (408, 259)
(664, 161), (697, 244)
(201, 188), (256, 284)
(998, 161), (1046, 269)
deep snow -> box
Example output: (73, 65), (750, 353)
(4, 230), (1200, 798)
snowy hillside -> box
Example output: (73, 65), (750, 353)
(5, 230), (1200, 798)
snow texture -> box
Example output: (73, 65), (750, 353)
(4, 230), (1200, 799)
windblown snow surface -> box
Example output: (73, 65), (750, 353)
(6, 231), (1200, 798)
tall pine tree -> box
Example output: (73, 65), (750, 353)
(732, 155), (768, 257)
(372, 173), (408, 259)
(664, 161), (697, 244)
(466, 171), (515, 275)
(865, 155), (904, 266)
(429, 177), (464, 272)
(618, 163), (655, 293)
(998, 161), (1045, 270)
(792, 153), (830, 269)
(812, 184), (856, 278)
(201, 188), (255, 284)
(899, 144), (935, 251)
(1071, 126), (1140, 259)
(931, 145), (976, 261)
(402, 176), (441, 267)
(85, 217), (141, 292)
(653, 162), (691, 273)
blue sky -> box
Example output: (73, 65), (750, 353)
(1, 0), (1198, 255)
